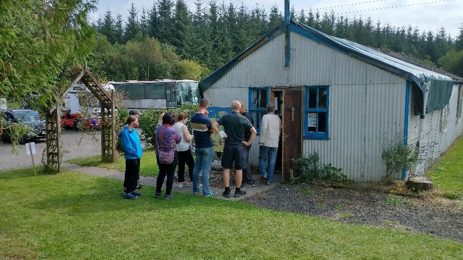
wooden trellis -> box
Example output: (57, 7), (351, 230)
(45, 68), (117, 172)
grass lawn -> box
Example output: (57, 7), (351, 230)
(427, 137), (463, 199)
(68, 149), (159, 177)
(0, 169), (462, 259)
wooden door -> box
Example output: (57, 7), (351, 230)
(282, 89), (302, 182)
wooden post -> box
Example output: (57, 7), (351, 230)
(101, 105), (105, 161)
(111, 90), (116, 162)
(56, 102), (61, 172)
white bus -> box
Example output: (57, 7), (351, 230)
(110, 79), (199, 110)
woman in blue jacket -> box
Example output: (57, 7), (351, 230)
(120, 115), (143, 199)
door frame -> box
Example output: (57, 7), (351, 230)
(271, 87), (303, 183)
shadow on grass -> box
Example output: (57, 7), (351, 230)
(30, 176), (246, 215)
(0, 167), (58, 180)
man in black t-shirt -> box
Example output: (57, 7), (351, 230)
(215, 100), (257, 198)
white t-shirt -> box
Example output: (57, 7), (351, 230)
(173, 121), (191, 151)
(260, 113), (281, 148)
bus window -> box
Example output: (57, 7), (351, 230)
(145, 83), (165, 99)
(176, 82), (199, 105)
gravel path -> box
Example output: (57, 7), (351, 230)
(0, 130), (101, 171)
(245, 184), (463, 242)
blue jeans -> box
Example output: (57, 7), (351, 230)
(259, 146), (278, 183)
(193, 147), (214, 195)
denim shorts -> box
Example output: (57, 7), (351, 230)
(221, 144), (245, 170)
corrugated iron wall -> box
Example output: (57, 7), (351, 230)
(409, 84), (463, 175)
(205, 32), (410, 181)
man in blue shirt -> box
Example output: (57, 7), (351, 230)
(215, 100), (257, 198)
(191, 99), (218, 196)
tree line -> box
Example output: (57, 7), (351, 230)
(1, 0), (462, 111)
(94, 0), (463, 79)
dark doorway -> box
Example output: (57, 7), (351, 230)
(271, 90), (283, 173)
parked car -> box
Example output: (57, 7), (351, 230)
(0, 109), (46, 143)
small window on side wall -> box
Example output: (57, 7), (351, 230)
(305, 86), (329, 140)
(249, 87), (269, 132)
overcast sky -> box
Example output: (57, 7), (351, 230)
(92, 0), (462, 38)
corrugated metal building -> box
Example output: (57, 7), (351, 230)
(199, 10), (463, 181)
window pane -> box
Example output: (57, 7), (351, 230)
(259, 89), (267, 108)
(308, 112), (317, 131)
(125, 84), (145, 99)
(318, 88), (328, 108)
(146, 85), (165, 99)
(309, 89), (317, 108)
(251, 89), (259, 108)
(250, 111), (259, 130)
(318, 112), (327, 132)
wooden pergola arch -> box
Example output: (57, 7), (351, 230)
(45, 68), (118, 172)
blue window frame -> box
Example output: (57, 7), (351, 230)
(248, 87), (269, 132)
(304, 86), (329, 140)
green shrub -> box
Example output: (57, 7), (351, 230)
(381, 141), (418, 181)
(293, 153), (347, 184)
(138, 109), (164, 146)
(138, 104), (198, 146)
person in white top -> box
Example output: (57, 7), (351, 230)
(258, 104), (281, 185)
(173, 112), (195, 187)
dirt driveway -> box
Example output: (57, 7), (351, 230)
(0, 130), (101, 171)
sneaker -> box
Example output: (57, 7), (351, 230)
(234, 190), (247, 198)
(154, 192), (161, 198)
(164, 194), (173, 200)
(177, 182), (190, 188)
(260, 176), (267, 183)
(124, 192), (138, 199)
(265, 180), (271, 186)
(131, 191), (141, 197)
(204, 192), (215, 197)
(243, 181), (255, 188)
(222, 189), (231, 198)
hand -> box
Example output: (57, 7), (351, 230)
(242, 141), (250, 147)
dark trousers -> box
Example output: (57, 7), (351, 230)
(124, 159), (140, 193)
(243, 146), (253, 183)
(156, 154), (178, 196)
(177, 149), (195, 182)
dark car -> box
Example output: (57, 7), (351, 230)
(1, 109), (46, 143)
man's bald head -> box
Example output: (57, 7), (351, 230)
(232, 100), (241, 111)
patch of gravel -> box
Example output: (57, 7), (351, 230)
(244, 184), (463, 242)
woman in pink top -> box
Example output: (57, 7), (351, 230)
(155, 112), (181, 200)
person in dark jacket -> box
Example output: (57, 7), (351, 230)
(120, 115), (143, 199)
